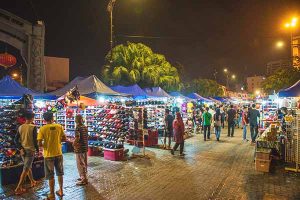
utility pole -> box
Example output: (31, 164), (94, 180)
(107, 0), (116, 64)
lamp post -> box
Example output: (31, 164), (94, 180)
(283, 17), (298, 67)
(107, 0), (117, 64)
(223, 68), (229, 88)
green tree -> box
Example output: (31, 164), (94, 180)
(262, 67), (300, 94)
(102, 42), (181, 91)
(185, 78), (225, 97)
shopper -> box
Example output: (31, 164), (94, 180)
(164, 109), (174, 149)
(171, 112), (185, 156)
(248, 104), (260, 143)
(214, 108), (222, 141)
(202, 107), (212, 141)
(14, 112), (39, 195)
(73, 115), (89, 185)
(227, 105), (236, 137)
(242, 107), (249, 142)
(37, 112), (66, 199)
(220, 105), (225, 129)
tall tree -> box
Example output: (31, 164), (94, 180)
(185, 79), (225, 97)
(102, 42), (181, 91)
(262, 67), (300, 94)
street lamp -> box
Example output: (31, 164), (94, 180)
(107, 0), (117, 64)
(231, 74), (236, 79)
(283, 16), (298, 67)
(223, 68), (229, 88)
(12, 73), (18, 78)
(276, 41), (284, 49)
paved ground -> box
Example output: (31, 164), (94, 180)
(1, 127), (300, 200)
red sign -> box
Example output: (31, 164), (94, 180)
(0, 53), (17, 69)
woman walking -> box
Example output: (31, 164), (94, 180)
(171, 112), (185, 156)
(214, 108), (222, 141)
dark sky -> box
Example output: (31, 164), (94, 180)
(2, 0), (300, 85)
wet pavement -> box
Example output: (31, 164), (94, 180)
(1, 127), (300, 200)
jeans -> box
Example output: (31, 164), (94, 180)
(228, 121), (235, 136)
(250, 124), (259, 142)
(173, 142), (184, 154)
(243, 125), (247, 140)
(203, 125), (211, 140)
(215, 126), (221, 139)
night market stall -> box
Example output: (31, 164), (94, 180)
(0, 76), (56, 185)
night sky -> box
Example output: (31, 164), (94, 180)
(2, 0), (300, 85)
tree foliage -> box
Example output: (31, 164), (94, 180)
(262, 67), (300, 94)
(102, 42), (181, 91)
(184, 79), (225, 97)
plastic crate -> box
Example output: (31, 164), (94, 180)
(255, 159), (271, 172)
(104, 148), (124, 161)
(88, 146), (100, 156)
(62, 142), (68, 154)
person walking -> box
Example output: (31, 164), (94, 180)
(242, 107), (249, 142)
(202, 107), (212, 141)
(14, 112), (39, 195)
(220, 105), (225, 129)
(164, 109), (174, 149)
(214, 108), (222, 141)
(227, 105), (236, 137)
(73, 115), (89, 185)
(171, 112), (185, 156)
(248, 104), (260, 143)
(37, 112), (66, 199)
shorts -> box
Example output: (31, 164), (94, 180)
(164, 129), (173, 137)
(22, 150), (35, 170)
(44, 155), (64, 179)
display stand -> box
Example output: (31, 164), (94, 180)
(285, 110), (300, 172)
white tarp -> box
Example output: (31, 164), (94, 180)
(51, 75), (121, 96)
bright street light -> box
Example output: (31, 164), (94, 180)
(276, 41), (284, 48)
(231, 74), (236, 79)
(12, 73), (18, 78)
(255, 90), (260, 95)
(223, 68), (228, 73)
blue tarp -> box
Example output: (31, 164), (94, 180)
(143, 87), (171, 98)
(110, 84), (148, 99)
(186, 93), (211, 101)
(0, 76), (56, 100)
(279, 80), (300, 97)
(169, 91), (185, 97)
(211, 96), (227, 102)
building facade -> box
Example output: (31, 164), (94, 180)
(44, 56), (69, 92)
(292, 35), (300, 68)
(266, 59), (291, 75)
(0, 9), (46, 91)
(246, 76), (265, 94)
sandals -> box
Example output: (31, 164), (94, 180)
(15, 188), (27, 195)
(56, 190), (64, 197)
(44, 194), (55, 200)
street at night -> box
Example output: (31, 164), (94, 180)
(1, 129), (299, 200)
(1, 1), (300, 200)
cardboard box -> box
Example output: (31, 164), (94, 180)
(255, 159), (271, 172)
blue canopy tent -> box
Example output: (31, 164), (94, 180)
(110, 84), (148, 99)
(143, 87), (171, 98)
(278, 80), (300, 97)
(169, 91), (185, 98)
(210, 96), (228, 102)
(186, 93), (211, 102)
(0, 76), (56, 100)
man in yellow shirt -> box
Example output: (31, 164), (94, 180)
(38, 112), (66, 199)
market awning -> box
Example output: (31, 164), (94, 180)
(0, 76), (56, 100)
(278, 80), (300, 97)
(110, 84), (149, 99)
(186, 93), (211, 101)
(143, 87), (171, 98)
(51, 75), (123, 97)
(68, 96), (99, 106)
